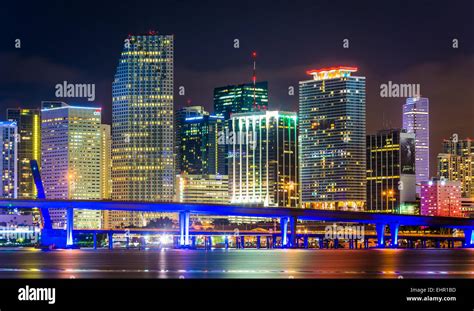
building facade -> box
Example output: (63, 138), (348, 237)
(229, 111), (299, 207)
(214, 81), (268, 120)
(41, 102), (102, 229)
(6, 108), (40, 199)
(299, 66), (366, 210)
(403, 97), (429, 194)
(0, 122), (18, 199)
(175, 174), (229, 204)
(366, 129), (416, 213)
(175, 106), (225, 175)
(112, 32), (174, 202)
(438, 137), (473, 198)
(420, 178), (462, 217)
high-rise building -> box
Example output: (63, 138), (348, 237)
(0, 121), (18, 199)
(100, 124), (112, 199)
(403, 97), (429, 194)
(6, 108), (40, 199)
(112, 32), (174, 202)
(366, 129), (417, 214)
(299, 66), (366, 210)
(420, 178), (462, 217)
(214, 81), (268, 120)
(41, 102), (102, 229)
(175, 174), (229, 204)
(438, 137), (473, 198)
(175, 106), (225, 175)
(229, 111), (298, 207)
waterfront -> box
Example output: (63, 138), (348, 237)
(0, 248), (472, 279)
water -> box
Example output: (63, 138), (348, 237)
(0, 248), (472, 279)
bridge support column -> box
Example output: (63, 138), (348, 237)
(66, 207), (74, 247)
(289, 216), (297, 248)
(208, 236), (212, 249)
(435, 240), (440, 248)
(93, 232), (97, 250)
(108, 232), (113, 250)
(334, 238), (339, 249)
(191, 236), (196, 249)
(304, 236), (309, 249)
(319, 237), (324, 249)
(266, 236), (271, 249)
(280, 217), (288, 248)
(463, 228), (473, 248)
(389, 223), (399, 248)
(256, 236), (261, 249)
(240, 236), (245, 249)
(376, 223), (387, 248)
(179, 211), (190, 248)
(225, 236), (229, 250)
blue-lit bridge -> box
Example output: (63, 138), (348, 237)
(1, 199), (473, 250)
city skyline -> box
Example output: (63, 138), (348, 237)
(3, 1), (473, 178)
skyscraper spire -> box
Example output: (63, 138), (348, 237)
(252, 51), (257, 110)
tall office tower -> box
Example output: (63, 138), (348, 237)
(112, 32), (174, 202)
(0, 122), (18, 198)
(175, 106), (206, 174)
(175, 174), (229, 204)
(299, 66), (366, 210)
(100, 124), (112, 199)
(438, 137), (473, 198)
(214, 81), (269, 120)
(229, 111), (299, 207)
(403, 97), (429, 195)
(6, 108), (40, 199)
(366, 129), (417, 214)
(41, 102), (102, 229)
(420, 178), (462, 217)
(175, 106), (225, 175)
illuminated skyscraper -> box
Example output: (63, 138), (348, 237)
(366, 129), (417, 214)
(229, 111), (299, 207)
(100, 124), (112, 199)
(0, 121), (18, 199)
(175, 106), (225, 175)
(214, 81), (268, 120)
(175, 174), (229, 204)
(6, 108), (40, 199)
(420, 178), (462, 217)
(299, 66), (366, 210)
(438, 137), (473, 198)
(112, 32), (174, 202)
(41, 102), (102, 228)
(403, 97), (429, 194)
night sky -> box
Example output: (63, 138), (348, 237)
(2, 0), (473, 176)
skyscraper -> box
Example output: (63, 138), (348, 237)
(299, 66), (366, 210)
(214, 81), (268, 120)
(112, 32), (174, 202)
(41, 102), (102, 228)
(100, 124), (112, 199)
(438, 137), (473, 198)
(0, 121), (18, 199)
(420, 178), (462, 217)
(229, 111), (299, 207)
(175, 106), (225, 175)
(6, 108), (40, 199)
(403, 97), (429, 194)
(366, 129), (416, 214)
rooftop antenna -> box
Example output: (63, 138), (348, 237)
(252, 51), (257, 111)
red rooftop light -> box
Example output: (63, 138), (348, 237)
(306, 66), (358, 75)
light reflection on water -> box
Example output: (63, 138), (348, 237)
(0, 248), (473, 279)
